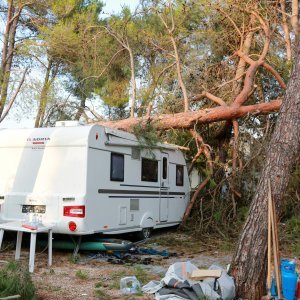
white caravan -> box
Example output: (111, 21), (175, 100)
(0, 122), (190, 238)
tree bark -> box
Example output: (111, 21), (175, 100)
(291, 0), (299, 47)
(156, 3), (189, 112)
(170, 34), (189, 112)
(98, 99), (281, 131)
(75, 97), (86, 121)
(35, 59), (53, 127)
(0, 67), (28, 122)
(233, 14), (256, 97)
(0, 1), (25, 119)
(280, 0), (292, 61)
(231, 42), (300, 300)
(0, 0), (13, 79)
(102, 26), (137, 119)
(0, 2), (18, 114)
(128, 44), (136, 118)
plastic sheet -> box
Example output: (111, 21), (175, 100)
(142, 261), (236, 300)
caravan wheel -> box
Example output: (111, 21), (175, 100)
(136, 227), (152, 240)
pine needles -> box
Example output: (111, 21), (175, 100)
(0, 261), (36, 299)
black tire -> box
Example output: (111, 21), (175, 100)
(135, 227), (152, 240)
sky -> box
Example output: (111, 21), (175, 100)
(0, 0), (140, 129)
(102, 0), (140, 15)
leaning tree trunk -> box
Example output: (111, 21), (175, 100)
(231, 44), (300, 299)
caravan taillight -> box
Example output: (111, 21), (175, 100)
(68, 221), (77, 232)
(63, 205), (85, 218)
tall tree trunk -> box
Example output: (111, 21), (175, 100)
(224, 13), (255, 180)
(291, 0), (299, 48)
(232, 14), (255, 97)
(103, 27), (136, 119)
(231, 42), (300, 300)
(280, 0), (292, 61)
(0, 1), (24, 118)
(75, 97), (86, 121)
(170, 35), (189, 112)
(0, 0), (13, 81)
(156, 2), (189, 112)
(128, 45), (136, 118)
(35, 59), (53, 128)
(0, 3), (17, 113)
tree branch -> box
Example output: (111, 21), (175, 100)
(181, 129), (213, 224)
(0, 67), (28, 122)
(236, 50), (286, 89)
(192, 91), (226, 106)
(98, 99), (282, 131)
(150, 62), (176, 100)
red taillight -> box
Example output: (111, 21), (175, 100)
(63, 205), (85, 218)
(68, 221), (77, 232)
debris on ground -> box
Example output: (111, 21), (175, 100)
(0, 231), (236, 299)
(142, 261), (236, 300)
(120, 276), (141, 294)
(79, 243), (178, 265)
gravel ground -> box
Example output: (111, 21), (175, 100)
(0, 229), (234, 300)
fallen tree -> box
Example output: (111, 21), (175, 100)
(97, 7), (285, 226)
(98, 99), (282, 131)
(98, 27), (297, 299)
(94, 5), (297, 298)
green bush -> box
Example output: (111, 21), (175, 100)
(75, 269), (88, 280)
(285, 216), (300, 256)
(0, 261), (35, 299)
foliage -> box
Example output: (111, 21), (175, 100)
(0, 261), (36, 299)
(283, 216), (300, 256)
(103, 102), (130, 120)
(132, 122), (162, 157)
(95, 286), (111, 300)
(109, 270), (127, 289)
(68, 253), (80, 264)
(0, 0), (298, 244)
(282, 163), (300, 218)
(75, 269), (89, 280)
(133, 265), (151, 285)
(2, 0), (292, 121)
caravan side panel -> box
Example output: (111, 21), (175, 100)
(85, 126), (189, 234)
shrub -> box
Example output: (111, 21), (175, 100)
(0, 261), (35, 299)
(75, 269), (88, 280)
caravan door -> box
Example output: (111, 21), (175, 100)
(159, 153), (169, 222)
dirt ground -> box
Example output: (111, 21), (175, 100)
(0, 229), (234, 300)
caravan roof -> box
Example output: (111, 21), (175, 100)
(0, 124), (179, 151)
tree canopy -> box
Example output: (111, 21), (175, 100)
(0, 0), (299, 297)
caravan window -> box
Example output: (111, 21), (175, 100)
(111, 153), (124, 181)
(162, 157), (167, 179)
(141, 158), (158, 182)
(176, 165), (184, 186)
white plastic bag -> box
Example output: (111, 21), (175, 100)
(142, 280), (164, 294)
(205, 264), (236, 300)
(120, 276), (141, 294)
(162, 261), (198, 284)
(162, 261), (220, 299)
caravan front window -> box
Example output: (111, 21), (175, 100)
(141, 158), (158, 182)
(176, 165), (184, 186)
(111, 153), (124, 181)
(162, 157), (167, 179)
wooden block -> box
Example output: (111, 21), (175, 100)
(190, 269), (222, 280)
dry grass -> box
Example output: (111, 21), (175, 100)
(0, 230), (235, 299)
